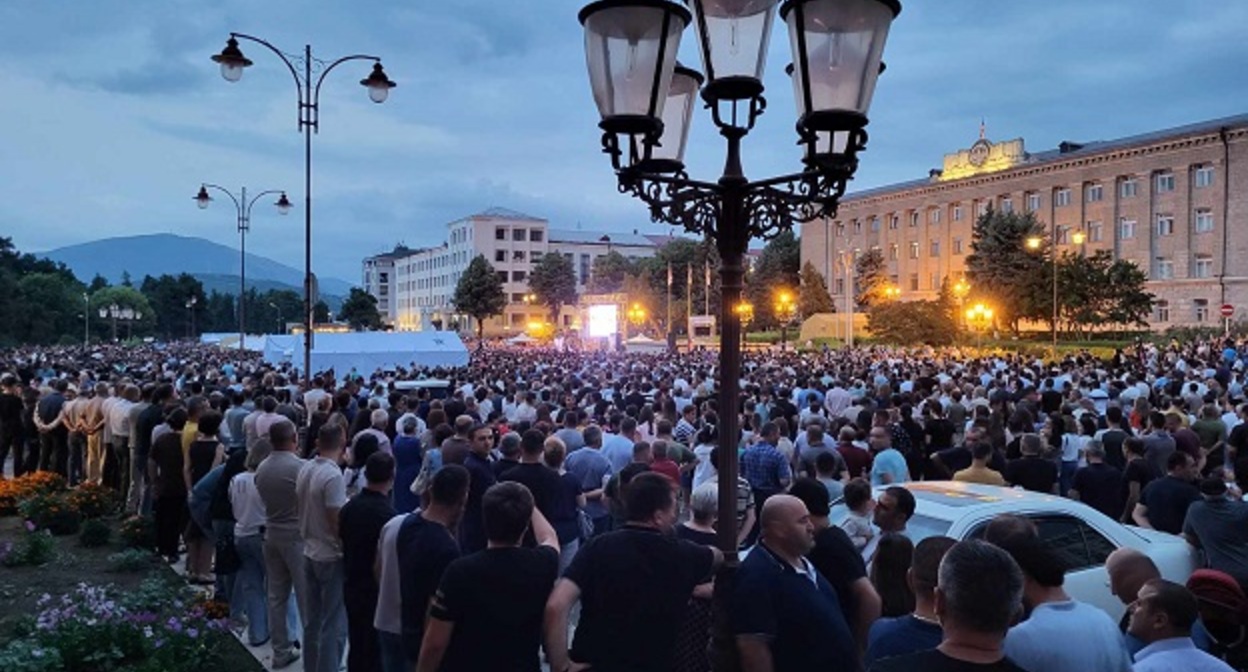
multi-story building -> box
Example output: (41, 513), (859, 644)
(361, 244), (417, 325)
(364, 207), (660, 335)
(801, 113), (1248, 328)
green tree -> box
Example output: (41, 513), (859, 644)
(867, 299), (958, 345)
(529, 250), (578, 324)
(120, 271), (133, 288)
(588, 250), (637, 294)
(964, 210), (1050, 334)
(854, 248), (888, 309)
(13, 273), (84, 345)
(89, 286), (155, 341)
(139, 273), (205, 340)
(798, 261), (836, 316)
(453, 255), (507, 340)
(1056, 251), (1153, 337)
(745, 230), (800, 327)
(337, 289), (382, 331)
(88, 274), (110, 292)
(314, 300), (331, 324)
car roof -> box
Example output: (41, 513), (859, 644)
(883, 481), (1078, 524)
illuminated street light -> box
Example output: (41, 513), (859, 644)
(965, 302), (993, 349)
(1071, 230), (1087, 245)
(626, 302), (647, 337)
(774, 290), (797, 351)
(1026, 236), (1043, 251)
(884, 284), (901, 300)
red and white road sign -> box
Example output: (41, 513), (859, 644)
(1221, 304), (1235, 318)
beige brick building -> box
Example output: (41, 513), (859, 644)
(800, 114), (1248, 328)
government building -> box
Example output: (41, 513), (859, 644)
(362, 208), (661, 335)
(800, 113), (1248, 329)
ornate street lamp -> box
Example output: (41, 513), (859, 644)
(966, 302), (993, 349)
(774, 289), (797, 349)
(195, 184), (291, 347)
(579, 0), (899, 666)
(211, 33), (394, 380)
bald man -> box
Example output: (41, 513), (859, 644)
(734, 495), (859, 672)
(1106, 547), (1213, 656)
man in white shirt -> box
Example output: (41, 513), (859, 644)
(1128, 579), (1234, 672)
(297, 423), (349, 672)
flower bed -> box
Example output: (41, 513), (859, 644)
(0, 473), (66, 516)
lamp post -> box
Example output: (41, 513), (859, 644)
(578, 0), (899, 667)
(82, 292), (89, 347)
(1028, 228), (1084, 355)
(185, 296), (198, 339)
(626, 302), (647, 338)
(210, 34), (396, 381)
(269, 301), (284, 334)
(195, 185), (292, 348)
(966, 302), (993, 349)
(837, 251), (856, 348)
(99, 305), (144, 342)
(774, 290), (796, 350)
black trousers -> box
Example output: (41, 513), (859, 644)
(154, 495), (188, 559)
(38, 428), (68, 475)
(344, 589), (381, 672)
(0, 426), (21, 477)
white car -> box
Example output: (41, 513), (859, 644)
(833, 481), (1198, 621)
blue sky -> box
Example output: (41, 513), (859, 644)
(2, 0), (1246, 283)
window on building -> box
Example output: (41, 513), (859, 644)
(494, 250), (506, 262)
(977, 201), (989, 217)
(930, 240), (940, 257)
(530, 229), (544, 242)
(910, 211), (920, 227)
(952, 205), (963, 222)
(1000, 198), (1013, 214)
(513, 250), (526, 261)
(495, 227), (507, 240)
(1156, 215), (1174, 237)
(1055, 188), (1072, 207)
(834, 278), (845, 295)
(930, 209), (941, 224)
(909, 273), (919, 291)
(511, 293), (525, 303)
(1195, 209), (1214, 233)
(1027, 193), (1041, 212)
(1120, 179), (1138, 199)
(580, 254), (591, 282)
(871, 217), (880, 232)
(930, 273), (941, 290)
(953, 238), (963, 255)
(909, 241), (920, 259)
(890, 215), (900, 230)
(853, 220), (863, 234)
(1120, 218), (1136, 240)
(1156, 258), (1174, 279)
(1085, 184), (1103, 202)
(496, 271), (508, 284)
(888, 244), (899, 261)
(1195, 299), (1210, 323)
(531, 252), (543, 263)
(1195, 255), (1214, 278)
(1156, 172), (1176, 193)
(1088, 221), (1103, 243)
(1195, 165), (1215, 189)
(836, 222), (846, 236)
(513, 271), (527, 282)
(509, 228), (525, 241)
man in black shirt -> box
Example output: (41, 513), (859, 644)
(397, 464), (469, 666)
(545, 472), (722, 672)
(35, 379), (68, 474)
(869, 540), (1028, 672)
(1120, 436), (1155, 524)
(458, 422), (497, 553)
(1003, 434), (1058, 494)
(339, 452), (397, 672)
(789, 478), (881, 650)
(1132, 451), (1200, 535)
(417, 481), (560, 672)
(500, 429), (563, 544)
(1069, 442), (1124, 520)
(0, 374), (27, 477)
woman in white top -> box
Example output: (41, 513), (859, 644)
(229, 439), (271, 646)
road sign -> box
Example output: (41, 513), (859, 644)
(1221, 304), (1234, 318)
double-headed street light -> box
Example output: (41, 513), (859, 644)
(195, 185), (291, 348)
(626, 302), (648, 337)
(1028, 228), (1085, 354)
(966, 302), (993, 349)
(579, 0), (899, 665)
(210, 34), (396, 381)
(774, 289), (797, 350)
(99, 304), (143, 342)
(185, 295), (198, 339)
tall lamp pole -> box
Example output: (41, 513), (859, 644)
(195, 184), (292, 348)
(82, 292), (89, 347)
(578, 0), (899, 668)
(210, 34), (396, 381)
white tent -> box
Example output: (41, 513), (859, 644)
(263, 331), (469, 373)
(624, 334), (666, 354)
(506, 333), (537, 345)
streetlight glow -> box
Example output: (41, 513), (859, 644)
(1026, 236), (1043, 250)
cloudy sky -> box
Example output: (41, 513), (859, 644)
(2, 1), (1246, 283)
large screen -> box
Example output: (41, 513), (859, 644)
(586, 304), (619, 338)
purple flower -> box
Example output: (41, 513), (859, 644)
(24, 520), (36, 532)
(166, 617), (182, 633)
(187, 627), (199, 639)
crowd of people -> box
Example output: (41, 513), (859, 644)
(2, 336), (1248, 671)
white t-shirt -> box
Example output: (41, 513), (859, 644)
(296, 457), (348, 562)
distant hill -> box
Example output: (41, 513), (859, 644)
(41, 233), (354, 298)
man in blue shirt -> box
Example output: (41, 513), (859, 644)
(1128, 579), (1235, 672)
(866, 535), (957, 667)
(565, 424), (613, 536)
(741, 422), (792, 506)
(734, 494), (858, 672)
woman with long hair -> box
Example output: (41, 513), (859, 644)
(871, 532), (916, 618)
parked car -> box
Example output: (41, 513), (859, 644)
(832, 481), (1198, 621)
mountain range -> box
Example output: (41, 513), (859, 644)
(41, 233), (354, 300)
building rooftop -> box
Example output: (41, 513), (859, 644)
(844, 112), (1248, 202)
(468, 207), (546, 222)
(548, 229), (657, 247)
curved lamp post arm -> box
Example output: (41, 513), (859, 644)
(230, 32), (305, 100)
(312, 54), (380, 108)
(244, 189), (287, 218)
(200, 183), (242, 215)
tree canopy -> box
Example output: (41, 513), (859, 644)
(854, 248), (888, 309)
(799, 261), (836, 316)
(529, 251), (578, 324)
(454, 255), (507, 340)
(338, 288), (383, 331)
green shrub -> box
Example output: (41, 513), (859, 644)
(66, 482), (119, 519)
(107, 548), (156, 573)
(78, 518), (112, 548)
(118, 514), (156, 550)
(18, 492), (81, 536)
(2, 527), (56, 567)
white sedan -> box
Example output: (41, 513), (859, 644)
(834, 481), (1198, 621)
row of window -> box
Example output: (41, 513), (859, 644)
(836, 165), (1217, 236)
(1154, 256), (1216, 280)
(494, 249), (544, 263)
(1156, 299), (1217, 323)
(1119, 209), (1216, 239)
(495, 227), (545, 243)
